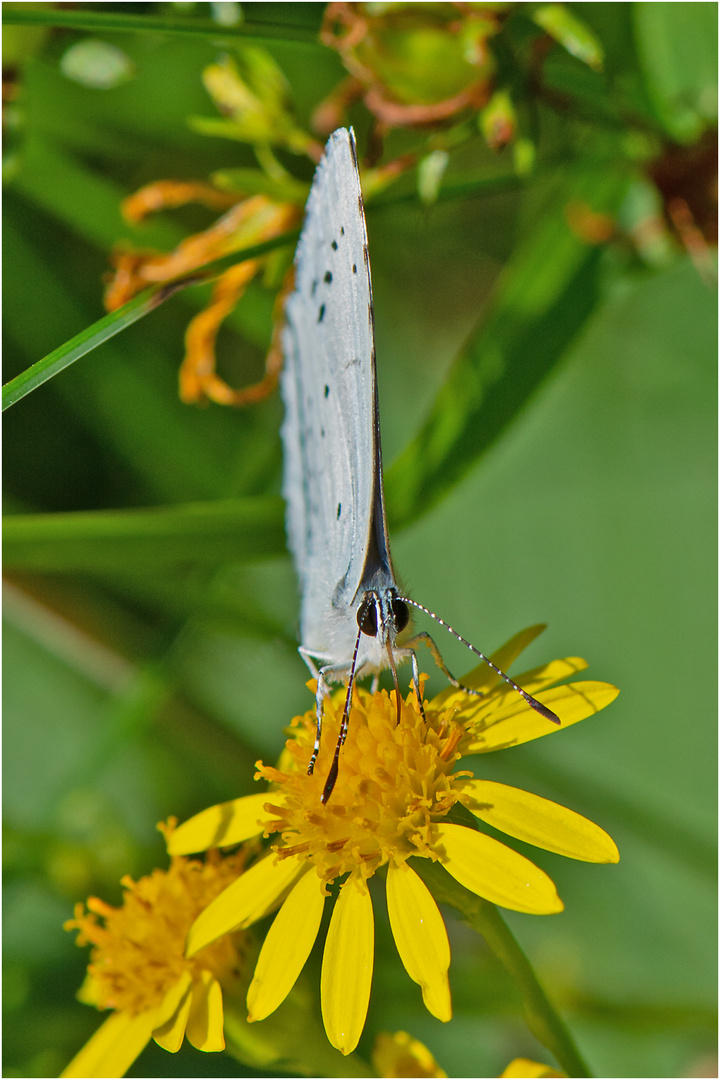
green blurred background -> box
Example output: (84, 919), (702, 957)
(3, 3), (716, 1078)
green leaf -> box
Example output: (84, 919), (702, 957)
(3, 283), (191, 412)
(3, 215), (252, 503)
(3, 497), (285, 572)
(533, 3), (604, 71)
(385, 160), (629, 530)
(1, 6), (321, 44)
(633, 2), (718, 142)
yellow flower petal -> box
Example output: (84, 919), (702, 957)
(185, 970), (225, 1051)
(500, 1057), (564, 1077)
(434, 823), (563, 914)
(463, 780), (619, 863)
(431, 624), (549, 705)
(168, 793), (269, 854)
(186, 853), (304, 956)
(248, 868), (325, 1021)
(152, 970), (194, 1051)
(441, 657), (589, 719)
(153, 984), (192, 1054)
(321, 873), (374, 1055)
(386, 862), (452, 1022)
(464, 681), (619, 753)
(60, 1009), (156, 1078)
(154, 969), (194, 1028)
(510, 657), (589, 697)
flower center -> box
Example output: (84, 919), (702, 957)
(257, 686), (469, 884)
(66, 847), (248, 1015)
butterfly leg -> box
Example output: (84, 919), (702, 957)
(299, 648), (333, 774)
(389, 646), (426, 722)
(401, 632), (484, 697)
(299, 647), (359, 777)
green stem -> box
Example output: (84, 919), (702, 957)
(3, 282), (175, 411)
(414, 860), (592, 1078)
(1, 8), (319, 44)
(2, 229), (298, 412)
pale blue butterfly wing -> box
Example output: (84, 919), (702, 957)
(281, 127), (397, 679)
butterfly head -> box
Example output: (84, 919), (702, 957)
(356, 589), (409, 647)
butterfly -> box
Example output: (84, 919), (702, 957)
(280, 128), (558, 802)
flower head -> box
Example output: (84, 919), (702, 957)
(169, 627), (619, 1055)
(369, 1032), (565, 1078)
(372, 1030), (447, 1078)
(61, 826), (250, 1078)
(500, 1059), (565, 1078)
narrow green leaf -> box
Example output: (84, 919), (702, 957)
(3, 497), (286, 572)
(633, 2), (718, 142)
(533, 3), (604, 71)
(3, 285), (182, 411)
(385, 162), (629, 530)
(2, 227), (296, 413)
(1, 7), (321, 45)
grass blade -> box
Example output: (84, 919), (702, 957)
(3, 497), (286, 572)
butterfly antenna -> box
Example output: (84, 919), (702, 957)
(399, 598), (560, 725)
(321, 621), (364, 804)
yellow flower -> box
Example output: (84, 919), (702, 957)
(169, 627), (619, 1056)
(371, 1033), (565, 1078)
(500, 1058), (565, 1077)
(372, 1030), (447, 1078)
(61, 827), (250, 1078)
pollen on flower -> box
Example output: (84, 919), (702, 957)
(256, 684), (470, 885)
(65, 832), (248, 1016)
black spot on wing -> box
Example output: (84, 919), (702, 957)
(340, 225), (345, 235)
(324, 271), (332, 283)
(317, 303), (325, 323)
(324, 385), (330, 398)
(311, 279), (318, 296)
(352, 264), (357, 274)
(336, 503), (342, 519)
(331, 240), (338, 251)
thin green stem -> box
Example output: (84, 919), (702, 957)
(2, 230), (298, 412)
(3, 286), (160, 411)
(414, 860), (592, 1078)
(3, 280), (180, 411)
(373, 171), (524, 210)
(1, 7), (320, 44)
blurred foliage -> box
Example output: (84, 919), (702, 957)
(2, 3), (716, 1078)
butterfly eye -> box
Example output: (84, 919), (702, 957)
(357, 597), (378, 636)
(392, 598), (409, 633)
